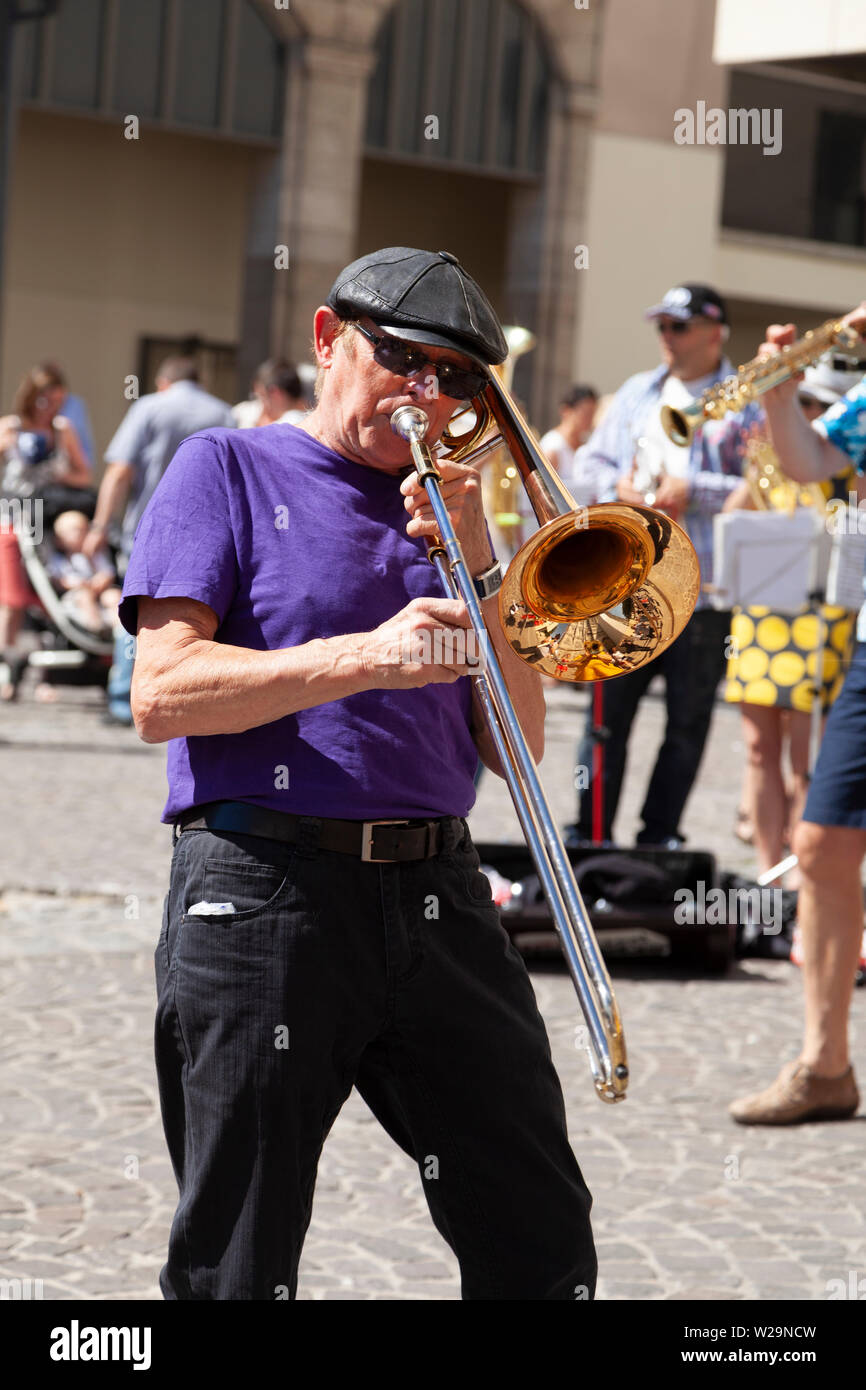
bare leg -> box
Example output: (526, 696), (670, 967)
(0, 605), (25, 700)
(0, 602), (23, 651)
(735, 757), (754, 842)
(740, 703), (787, 875)
(793, 820), (866, 1075)
(786, 709), (816, 837)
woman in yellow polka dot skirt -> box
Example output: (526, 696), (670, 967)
(726, 603), (855, 876)
(723, 372), (860, 879)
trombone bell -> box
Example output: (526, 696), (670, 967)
(519, 513), (654, 621)
(469, 375), (701, 683)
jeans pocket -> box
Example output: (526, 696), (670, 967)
(180, 855), (295, 923)
(443, 839), (498, 906)
(170, 831), (300, 962)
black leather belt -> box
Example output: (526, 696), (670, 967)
(175, 800), (460, 862)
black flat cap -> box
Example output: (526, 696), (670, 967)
(326, 247), (508, 367)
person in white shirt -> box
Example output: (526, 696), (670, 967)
(232, 359), (308, 428)
(539, 385), (599, 500)
(565, 283), (758, 848)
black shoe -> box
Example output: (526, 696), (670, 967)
(636, 833), (687, 850)
(563, 825), (617, 849)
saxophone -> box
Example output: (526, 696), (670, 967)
(744, 432), (827, 514)
(661, 316), (862, 446)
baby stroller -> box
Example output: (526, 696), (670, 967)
(6, 500), (116, 698)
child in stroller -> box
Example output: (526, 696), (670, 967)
(48, 511), (121, 640)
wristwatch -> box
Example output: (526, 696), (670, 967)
(473, 559), (502, 601)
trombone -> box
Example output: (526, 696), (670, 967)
(391, 374), (700, 1102)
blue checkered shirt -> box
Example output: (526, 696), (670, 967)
(572, 360), (763, 610)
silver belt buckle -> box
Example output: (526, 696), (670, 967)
(361, 819), (411, 862)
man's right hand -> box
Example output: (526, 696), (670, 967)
(361, 596), (481, 688)
(759, 302), (866, 411)
(842, 300), (866, 340)
(82, 522), (108, 560)
(616, 466), (647, 506)
(755, 322), (801, 409)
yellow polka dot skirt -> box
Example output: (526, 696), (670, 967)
(725, 605), (856, 713)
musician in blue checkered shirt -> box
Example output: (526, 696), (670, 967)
(567, 284), (761, 847)
(730, 305), (866, 1127)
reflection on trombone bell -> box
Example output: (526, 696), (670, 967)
(504, 585), (670, 681)
(498, 503), (695, 680)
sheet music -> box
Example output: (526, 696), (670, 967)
(827, 515), (866, 609)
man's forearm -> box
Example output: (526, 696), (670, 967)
(93, 463), (134, 528)
(132, 633), (370, 743)
(763, 398), (847, 483)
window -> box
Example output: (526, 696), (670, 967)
(813, 111), (866, 248)
(112, 1), (166, 119)
(51, 0), (104, 108)
(21, 0), (285, 143)
(138, 334), (238, 405)
(365, 0), (551, 177)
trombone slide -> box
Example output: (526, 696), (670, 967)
(391, 404), (629, 1103)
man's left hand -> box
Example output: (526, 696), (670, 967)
(400, 458), (493, 576)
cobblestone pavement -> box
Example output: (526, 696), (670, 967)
(1, 678), (864, 1301)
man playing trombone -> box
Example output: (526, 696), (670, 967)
(119, 247), (597, 1300)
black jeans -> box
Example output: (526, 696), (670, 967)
(575, 608), (731, 843)
(155, 817), (597, 1300)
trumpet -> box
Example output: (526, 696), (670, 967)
(661, 315), (862, 447)
(391, 376), (701, 1102)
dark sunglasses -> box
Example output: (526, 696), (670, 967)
(654, 318), (694, 336)
(351, 321), (488, 400)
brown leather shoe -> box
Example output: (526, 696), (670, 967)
(730, 1060), (859, 1125)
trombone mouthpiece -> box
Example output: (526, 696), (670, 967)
(390, 405), (430, 442)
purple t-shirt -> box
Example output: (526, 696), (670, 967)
(119, 424), (479, 822)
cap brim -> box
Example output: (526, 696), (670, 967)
(372, 321), (491, 370)
(644, 304), (691, 321)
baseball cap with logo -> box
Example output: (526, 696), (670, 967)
(326, 246), (508, 367)
(644, 283), (729, 326)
